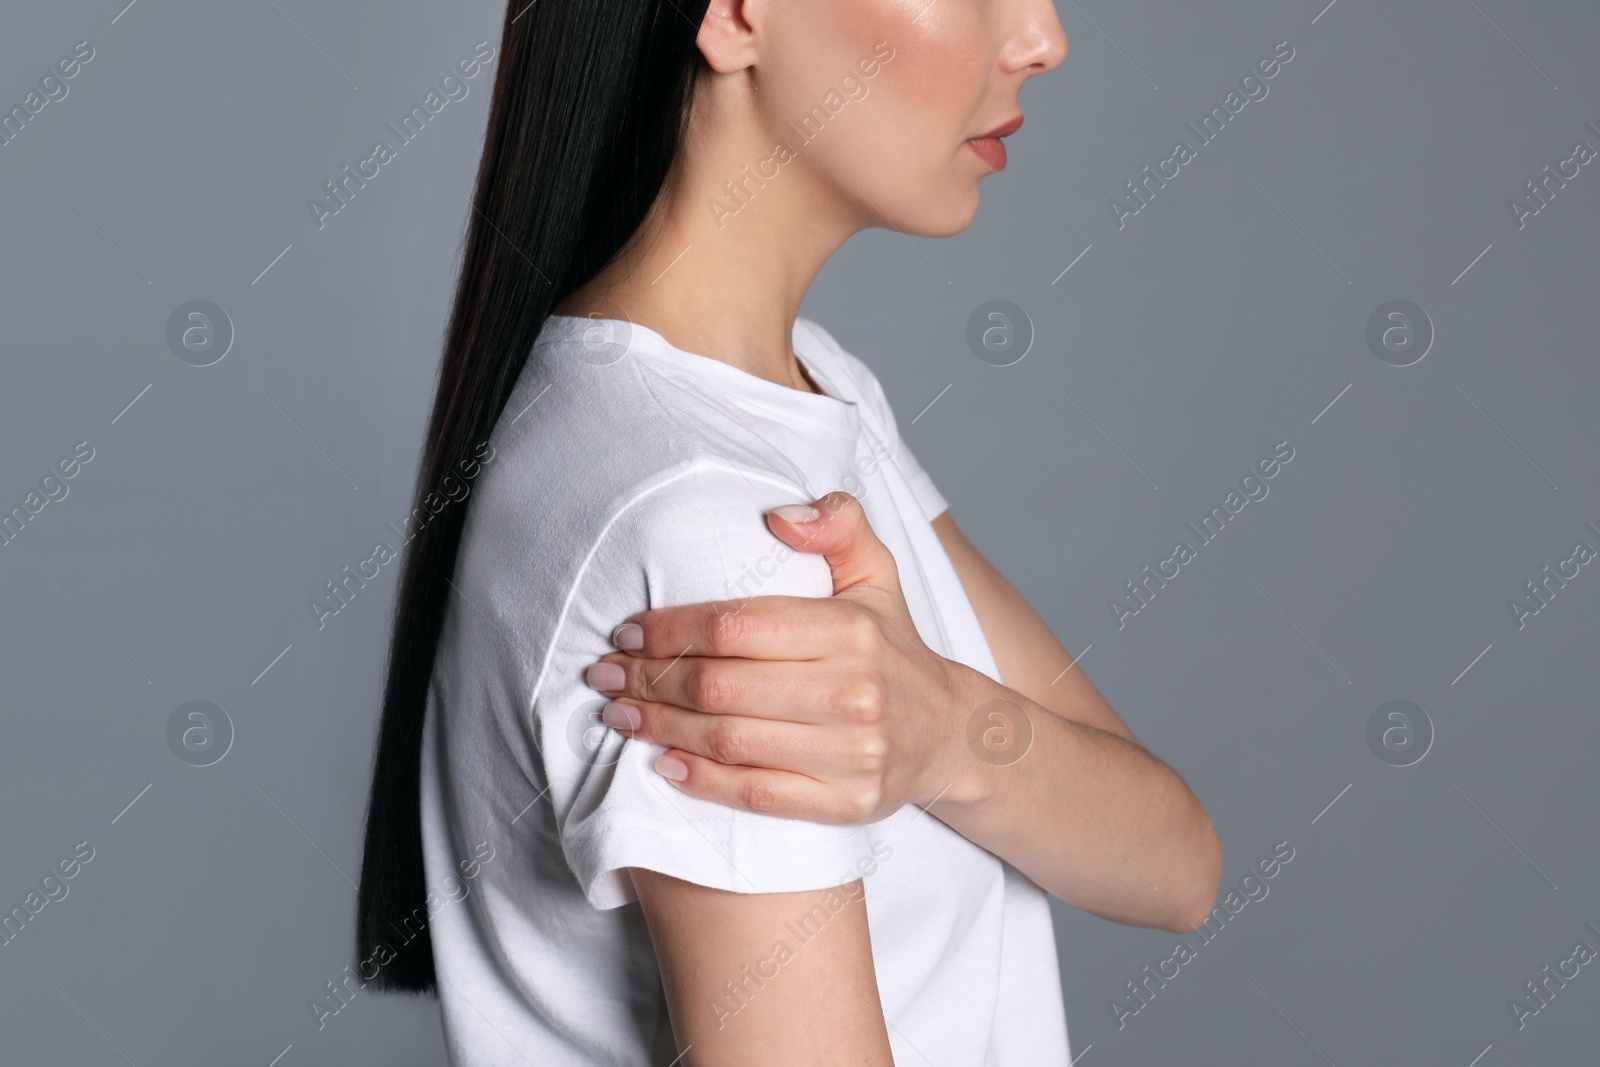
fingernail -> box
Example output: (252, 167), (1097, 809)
(610, 622), (644, 650)
(769, 504), (820, 523)
(586, 662), (626, 691)
(656, 753), (689, 781)
(602, 700), (641, 731)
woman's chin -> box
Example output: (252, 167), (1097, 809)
(928, 188), (984, 237)
(885, 188), (983, 239)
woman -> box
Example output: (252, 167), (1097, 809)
(356, 1), (1222, 1063)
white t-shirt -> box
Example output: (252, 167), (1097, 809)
(418, 313), (1071, 1065)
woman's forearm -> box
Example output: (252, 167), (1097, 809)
(928, 663), (1223, 933)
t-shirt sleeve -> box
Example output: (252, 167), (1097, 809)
(876, 408), (950, 523)
(534, 463), (879, 910)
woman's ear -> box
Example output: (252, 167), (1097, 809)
(696, 0), (761, 74)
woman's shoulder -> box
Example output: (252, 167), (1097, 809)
(464, 336), (814, 566)
(795, 316), (870, 387)
(794, 317), (896, 429)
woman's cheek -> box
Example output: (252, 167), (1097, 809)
(765, 0), (988, 233)
(895, 0), (987, 94)
(856, 42), (987, 229)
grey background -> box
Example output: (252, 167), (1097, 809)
(1, 0), (1596, 1064)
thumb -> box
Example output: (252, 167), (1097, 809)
(765, 491), (900, 596)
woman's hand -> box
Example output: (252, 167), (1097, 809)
(583, 492), (970, 824)
(586, 493), (1224, 931)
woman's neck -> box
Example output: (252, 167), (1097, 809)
(553, 86), (864, 395)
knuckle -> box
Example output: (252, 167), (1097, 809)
(844, 607), (879, 653)
(853, 733), (887, 773)
(839, 784), (879, 823)
(837, 679), (884, 723)
(740, 779), (778, 813)
(690, 663), (737, 711)
(637, 663), (663, 703)
(707, 721), (749, 765)
(857, 782), (883, 817)
(708, 603), (752, 653)
(823, 490), (859, 518)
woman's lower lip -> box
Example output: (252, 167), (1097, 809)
(967, 137), (1007, 171)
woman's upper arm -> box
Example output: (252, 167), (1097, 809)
(931, 510), (1141, 745)
(544, 465), (881, 908)
(630, 868), (894, 1065)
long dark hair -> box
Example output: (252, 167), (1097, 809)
(355, 0), (714, 994)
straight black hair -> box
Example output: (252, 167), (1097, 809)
(355, 0), (714, 994)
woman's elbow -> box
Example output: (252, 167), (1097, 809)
(1165, 812), (1224, 934)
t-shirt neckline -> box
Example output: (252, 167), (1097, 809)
(544, 314), (861, 441)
